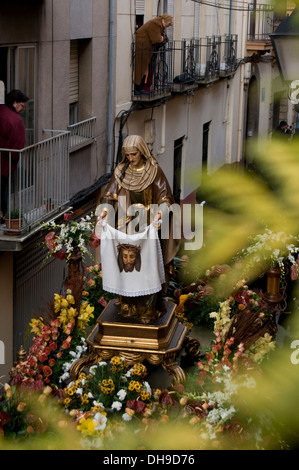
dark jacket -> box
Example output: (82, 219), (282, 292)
(0, 104), (26, 177)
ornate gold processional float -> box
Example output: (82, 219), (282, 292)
(69, 220), (201, 386)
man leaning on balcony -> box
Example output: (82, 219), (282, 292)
(0, 89), (29, 223)
(134, 13), (173, 95)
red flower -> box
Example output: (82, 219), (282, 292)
(89, 233), (101, 248)
(62, 336), (72, 349)
(234, 289), (250, 307)
(38, 352), (49, 363)
(98, 296), (107, 307)
(63, 212), (73, 221)
(49, 341), (57, 351)
(42, 366), (53, 377)
(52, 248), (67, 260)
(159, 389), (177, 408)
(126, 399), (146, 414)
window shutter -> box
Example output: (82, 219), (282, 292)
(136, 0), (145, 15)
(69, 40), (79, 104)
(166, 0), (175, 41)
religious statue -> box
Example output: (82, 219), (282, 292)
(96, 135), (180, 324)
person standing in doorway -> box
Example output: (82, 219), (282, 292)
(0, 89), (29, 222)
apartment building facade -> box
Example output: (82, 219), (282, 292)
(0, 0), (112, 381)
(114, 0), (295, 202)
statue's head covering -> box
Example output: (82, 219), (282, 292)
(121, 135), (153, 161)
(116, 135), (158, 191)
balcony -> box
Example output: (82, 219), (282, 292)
(0, 117), (96, 247)
(246, 3), (277, 56)
(131, 35), (238, 102)
(68, 117), (96, 152)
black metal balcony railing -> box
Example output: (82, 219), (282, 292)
(247, 3), (277, 42)
(132, 35), (238, 100)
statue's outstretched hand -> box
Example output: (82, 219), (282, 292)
(153, 211), (162, 229)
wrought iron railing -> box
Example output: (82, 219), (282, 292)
(0, 131), (70, 234)
(247, 3), (276, 41)
(131, 35), (238, 99)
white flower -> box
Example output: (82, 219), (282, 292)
(122, 412), (132, 422)
(143, 381), (152, 394)
(76, 388), (83, 395)
(111, 401), (122, 411)
(93, 412), (107, 431)
(98, 361), (107, 367)
(117, 389), (127, 401)
(89, 365), (97, 375)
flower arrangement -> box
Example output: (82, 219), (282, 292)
(42, 209), (100, 263)
(63, 357), (153, 419)
(175, 344), (264, 446)
(236, 229), (299, 282)
(61, 356), (179, 446)
(12, 292), (94, 388)
(82, 264), (117, 322)
(171, 263), (232, 328)
(208, 279), (276, 355)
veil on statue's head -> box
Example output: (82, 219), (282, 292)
(116, 135), (158, 191)
(121, 135), (154, 163)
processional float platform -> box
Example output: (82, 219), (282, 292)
(70, 300), (200, 385)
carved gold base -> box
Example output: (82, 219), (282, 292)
(70, 300), (201, 386)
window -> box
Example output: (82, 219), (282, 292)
(0, 45), (36, 145)
(202, 121), (211, 173)
(69, 40), (79, 125)
(173, 136), (184, 203)
(136, 0), (145, 29)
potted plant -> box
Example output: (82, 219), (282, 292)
(4, 208), (23, 234)
(46, 198), (54, 211)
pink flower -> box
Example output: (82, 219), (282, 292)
(45, 232), (57, 251)
(63, 212), (73, 221)
(98, 296), (107, 307)
(89, 233), (101, 248)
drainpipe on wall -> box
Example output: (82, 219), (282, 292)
(236, 2), (247, 162)
(156, 103), (166, 156)
(106, 0), (115, 173)
(0, 81), (4, 103)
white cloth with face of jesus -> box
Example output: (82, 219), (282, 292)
(99, 222), (165, 297)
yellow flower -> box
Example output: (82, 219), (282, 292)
(60, 298), (69, 308)
(68, 307), (77, 318)
(66, 293), (75, 304)
(29, 318), (44, 336)
(54, 294), (61, 313)
(77, 417), (97, 436)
